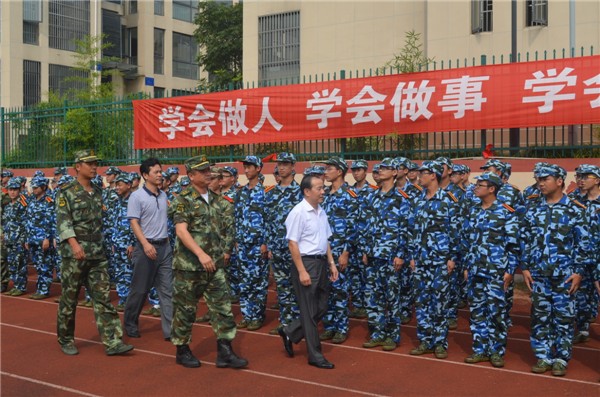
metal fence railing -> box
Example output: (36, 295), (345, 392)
(2, 47), (598, 169)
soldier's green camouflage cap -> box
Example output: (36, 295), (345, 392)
(30, 176), (48, 188)
(350, 159), (369, 170)
(242, 155), (263, 168)
(1, 170), (14, 178)
(536, 164), (567, 179)
(436, 157), (453, 169)
(475, 172), (503, 188)
(7, 177), (20, 189)
(54, 166), (68, 176)
(319, 156), (348, 172)
(185, 155), (213, 172)
(221, 166), (238, 177)
(180, 176), (190, 186)
(480, 159), (505, 172)
(105, 166), (122, 175)
(303, 165), (326, 175)
(74, 149), (101, 163)
(378, 157), (399, 170)
(115, 173), (133, 184)
(406, 160), (419, 171)
(575, 164), (600, 178)
(57, 175), (74, 186)
(276, 152), (296, 164)
(418, 160), (444, 177)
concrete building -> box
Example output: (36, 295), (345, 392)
(243, 0), (600, 86)
(0, 0), (202, 109)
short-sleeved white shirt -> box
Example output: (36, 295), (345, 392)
(285, 198), (332, 255)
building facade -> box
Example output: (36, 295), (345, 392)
(243, 0), (600, 86)
(0, 0), (202, 109)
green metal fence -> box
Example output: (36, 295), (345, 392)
(2, 47), (598, 169)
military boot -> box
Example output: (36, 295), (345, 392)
(176, 345), (201, 368)
(215, 339), (248, 369)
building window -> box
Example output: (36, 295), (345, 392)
(23, 22), (39, 45)
(258, 11), (300, 86)
(154, 87), (165, 98)
(49, 64), (88, 99)
(526, 0), (548, 27)
(102, 9), (122, 58)
(49, 0), (90, 52)
(23, 60), (41, 107)
(472, 0), (493, 34)
(124, 27), (138, 65)
(129, 0), (137, 14)
(172, 32), (198, 80)
(173, 0), (198, 23)
(154, 28), (165, 74)
(154, 0), (164, 16)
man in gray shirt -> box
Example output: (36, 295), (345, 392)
(124, 157), (173, 340)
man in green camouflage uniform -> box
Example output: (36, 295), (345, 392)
(170, 155), (248, 369)
(55, 150), (134, 357)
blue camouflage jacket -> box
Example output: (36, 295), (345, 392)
(234, 181), (266, 246)
(25, 193), (56, 243)
(322, 183), (360, 254)
(264, 181), (303, 251)
(2, 195), (28, 244)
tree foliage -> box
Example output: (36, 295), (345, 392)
(194, 0), (243, 91)
(381, 30), (434, 74)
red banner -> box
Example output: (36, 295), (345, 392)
(133, 55), (600, 149)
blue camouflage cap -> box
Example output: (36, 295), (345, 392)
(452, 164), (467, 174)
(130, 172), (141, 180)
(503, 162), (512, 178)
(378, 157), (399, 170)
(480, 159), (505, 172)
(166, 166), (180, 176)
(575, 164), (600, 179)
(475, 172), (503, 188)
(30, 176), (48, 188)
(350, 159), (369, 170)
(372, 164), (381, 173)
(33, 170), (45, 178)
(91, 175), (104, 188)
(116, 173), (133, 184)
(57, 175), (74, 186)
(303, 165), (326, 175)
(320, 156), (348, 172)
(536, 164), (567, 179)
(276, 152), (296, 164)
(16, 176), (27, 185)
(394, 157), (410, 169)
(180, 176), (190, 186)
(418, 160), (444, 177)
(221, 166), (238, 177)
(436, 157), (453, 169)
(7, 177), (21, 189)
(242, 155), (263, 168)
(273, 166), (279, 175)
(406, 160), (419, 171)
(54, 167), (68, 176)
(161, 171), (169, 179)
(105, 166), (122, 175)
(1, 170), (14, 178)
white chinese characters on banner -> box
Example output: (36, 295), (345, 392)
(188, 104), (215, 138)
(522, 68), (577, 113)
(219, 99), (249, 136)
(438, 75), (490, 119)
(158, 106), (185, 140)
(306, 88), (343, 129)
(346, 85), (387, 125)
(583, 73), (600, 109)
(252, 97), (283, 133)
(390, 80), (435, 122)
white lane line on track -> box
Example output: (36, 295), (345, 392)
(2, 321), (599, 388)
(0, 371), (103, 397)
(0, 323), (389, 397)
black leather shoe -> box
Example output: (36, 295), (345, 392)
(309, 360), (334, 369)
(278, 328), (294, 357)
(126, 331), (141, 338)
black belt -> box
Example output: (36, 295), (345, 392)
(76, 233), (102, 242)
(147, 238), (169, 245)
(301, 254), (326, 260)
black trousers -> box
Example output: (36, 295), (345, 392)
(284, 257), (329, 363)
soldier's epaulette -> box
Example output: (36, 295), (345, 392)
(458, 185), (466, 192)
(236, 185), (243, 190)
(566, 185), (577, 194)
(223, 195), (234, 203)
(62, 180), (78, 191)
(45, 196), (54, 203)
(526, 194), (539, 200)
(264, 185), (276, 194)
(502, 203), (516, 213)
(413, 184), (423, 192)
(180, 189), (191, 196)
(397, 188), (409, 199)
(102, 204), (107, 211)
(18, 196), (28, 207)
(369, 184), (378, 189)
(445, 191), (459, 203)
(570, 198), (587, 210)
(346, 189), (358, 198)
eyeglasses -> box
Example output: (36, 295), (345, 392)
(575, 174), (598, 181)
(419, 170), (433, 175)
(475, 182), (492, 188)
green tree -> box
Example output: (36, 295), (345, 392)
(194, 0), (243, 91)
(381, 30), (434, 74)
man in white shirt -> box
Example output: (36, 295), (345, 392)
(278, 174), (339, 369)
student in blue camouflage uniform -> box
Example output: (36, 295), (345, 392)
(409, 160), (460, 359)
(395, 157), (424, 201)
(371, 164), (381, 186)
(347, 159), (376, 319)
(406, 160), (420, 186)
(264, 153), (302, 334)
(521, 164), (590, 377)
(235, 155), (268, 331)
(25, 176), (56, 299)
(110, 173), (136, 311)
(571, 164), (600, 344)
(167, 166), (182, 195)
(303, 165), (326, 181)
(219, 166), (241, 303)
(461, 172), (520, 368)
(51, 167), (69, 199)
(2, 178), (29, 295)
(105, 166), (122, 189)
(318, 156), (359, 344)
(103, 167), (120, 285)
(361, 158), (411, 351)
(130, 172), (141, 192)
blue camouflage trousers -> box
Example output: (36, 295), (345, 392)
(113, 248), (133, 305)
(575, 269), (598, 335)
(347, 252), (366, 311)
(225, 249), (240, 299)
(414, 262), (451, 349)
(29, 243), (55, 295)
(446, 262), (462, 321)
(530, 276), (576, 365)
(398, 266), (414, 320)
(6, 243), (27, 292)
(323, 248), (349, 335)
(148, 287), (160, 306)
(237, 243), (269, 322)
(364, 258), (401, 343)
(467, 275), (508, 356)
(270, 248), (299, 327)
